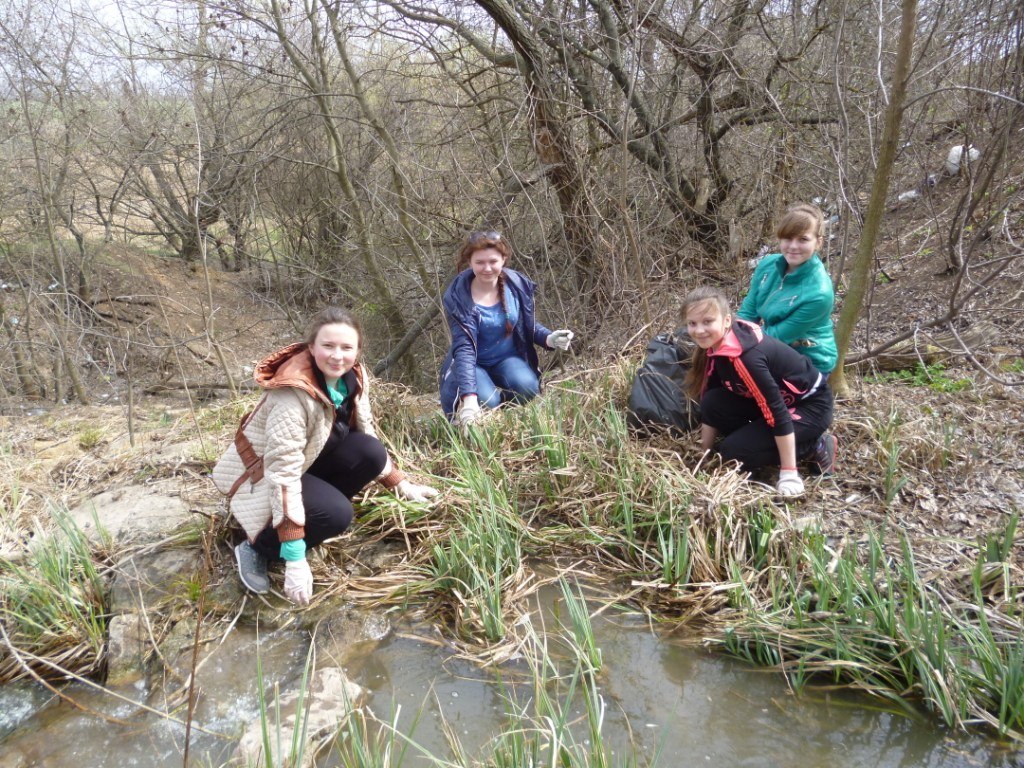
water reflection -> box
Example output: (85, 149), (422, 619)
(350, 609), (1017, 768)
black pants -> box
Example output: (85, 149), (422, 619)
(700, 385), (834, 471)
(252, 431), (387, 559)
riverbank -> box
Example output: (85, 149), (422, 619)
(1, 359), (1021, 757)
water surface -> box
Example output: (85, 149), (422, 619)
(1, 603), (1019, 766)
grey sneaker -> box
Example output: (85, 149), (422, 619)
(808, 432), (837, 476)
(234, 541), (270, 594)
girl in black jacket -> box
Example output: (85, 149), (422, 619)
(682, 286), (836, 496)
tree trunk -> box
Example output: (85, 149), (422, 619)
(474, 0), (603, 298)
(268, 0), (413, 373)
(830, 0), (919, 396)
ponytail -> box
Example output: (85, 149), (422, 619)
(496, 272), (513, 336)
(685, 347), (709, 401)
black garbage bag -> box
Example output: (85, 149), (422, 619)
(627, 329), (701, 436)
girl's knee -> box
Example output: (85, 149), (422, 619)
(360, 434), (388, 475)
(505, 368), (540, 400)
(480, 389), (503, 409)
(504, 380), (538, 403)
(312, 501), (355, 545)
(520, 377), (540, 398)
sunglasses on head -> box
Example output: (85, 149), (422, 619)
(468, 229), (502, 243)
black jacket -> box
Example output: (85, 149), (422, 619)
(704, 320), (825, 436)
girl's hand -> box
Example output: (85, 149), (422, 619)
(776, 469), (805, 497)
(456, 397), (482, 427)
(394, 479), (439, 503)
(284, 559), (314, 605)
(547, 330), (574, 350)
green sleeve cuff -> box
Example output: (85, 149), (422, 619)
(279, 539), (307, 562)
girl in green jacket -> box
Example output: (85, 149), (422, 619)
(738, 204), (838, 374)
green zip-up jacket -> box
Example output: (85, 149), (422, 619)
(737, 252), (837, 373)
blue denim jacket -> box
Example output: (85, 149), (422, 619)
(439, 268), (552, 416)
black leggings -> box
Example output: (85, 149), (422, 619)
(253, 431), (387, 559)
(700, 385), (834, 472)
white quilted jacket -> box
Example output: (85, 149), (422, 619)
(211, 343), (401, 543)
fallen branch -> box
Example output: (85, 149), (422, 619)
(850, 320), (1001, 372)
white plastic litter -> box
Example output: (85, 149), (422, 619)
(945, 144), (980, 176)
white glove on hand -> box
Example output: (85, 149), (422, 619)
(283, 558), (313, 606)
(777, 469), (805, 498)
(395, 479), (440, 503)
(547, 329), (574, 351)
(456, 399), (482, 427)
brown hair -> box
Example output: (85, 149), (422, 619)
(680, 287), (732, 401)
(304, 307), (363, 351)
(457, 230), (514, 336)
(776, 203), (825, 241)
(456, 230), (511, 271)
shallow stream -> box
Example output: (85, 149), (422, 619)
(1, 599), (1020, 766)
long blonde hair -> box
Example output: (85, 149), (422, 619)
(680, 287), (732, 401)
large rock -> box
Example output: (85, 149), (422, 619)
(69, 481), (191, 544)
(314, 604), (392, 668)
(108, 547), (202, 614)
(106, 613), (147, 686)
(231, 666), (364, 768)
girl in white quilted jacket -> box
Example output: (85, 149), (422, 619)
(213, 307), (438, 605)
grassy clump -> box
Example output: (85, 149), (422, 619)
(333, 619), (654, 768)
(0, 506), (106, 682)
(868, 362), (973, 392)
(718, 528), (1023, 736)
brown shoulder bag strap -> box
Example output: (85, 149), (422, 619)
(226, 396), (267, 499)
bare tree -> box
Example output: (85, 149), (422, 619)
(831, 0), (918, 395)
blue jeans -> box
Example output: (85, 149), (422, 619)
(475, 356), (540, 409)
(441, 355), (540, 415)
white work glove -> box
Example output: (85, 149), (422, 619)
(776, 469), (805, 498)
(283, 558), (314, 606)
(394, 479), (440, 503)
(547, 329), (574, 351)
(456, 399), (482, 427)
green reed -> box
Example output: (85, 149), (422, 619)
(654, 516), (692, 586)
(956, 554), (1024, 735)
(745, 502), (777, 570)
(712, 523), (1024, 732)
(249, 638), (329, 768)
(425, 436), (526, 643)
(556, 577), (603, 674)
(427, 506), (522, 643)
(875, 411), (908, 506)
(328, 619), (657, 768)
(479, 648), (651, 768)
(332, 696), (420, 768)
(0, 505), (106, 680)
(981, 511), (1019, 565)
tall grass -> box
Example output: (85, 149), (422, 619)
(715, 528), (1024, 735)
(423, 426), (529, 645)
(395, 374), (1022, 738)
(331, 638), (658, 768)
(875, 411), (908, 506)
(556, 577), (603, 674)
(0, 505), (106, 681)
